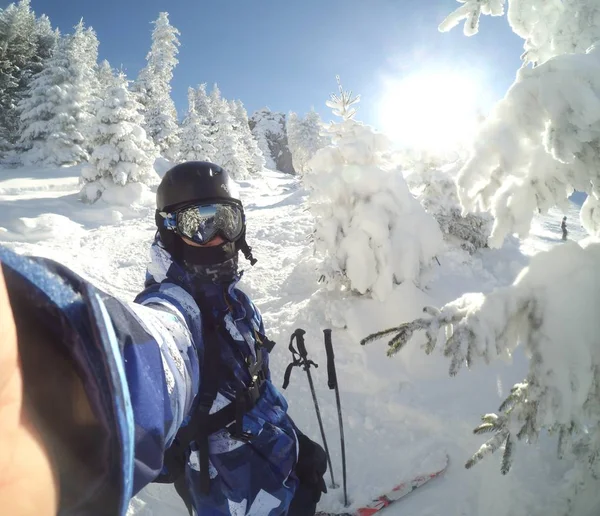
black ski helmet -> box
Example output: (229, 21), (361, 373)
(157, 161), (239, 211)
(155, 161), (256, 265)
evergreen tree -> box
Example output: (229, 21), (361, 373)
(192, 82), (216, 149)
(178, 87), (215, 162)
(195, 83), (214, 126)
(81, 71), (157, 204)
(306, 78), (443, 300)
(96, 59), (114, 96)
(18, 33), (90, 166)
(286, 112), (300, 166)
(208, 82), (222, 116)
(69, 20), (99, 153)
(249, 108), (276, 170)
(210, 84), (247, 179)
(287, 109), (327, 175)
(231, 99), (265, 175)
(0, 0), (37, 152)
(0, 0), (58, 154)
(32, 15), (56, 67)
(404, 156), (493, 253)
(135, 12), (180, 158)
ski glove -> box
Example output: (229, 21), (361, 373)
(291, 432), (328, 511)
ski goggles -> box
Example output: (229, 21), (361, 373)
(160, 202), (245, 244)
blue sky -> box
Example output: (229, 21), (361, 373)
(8, 0), (524, 136)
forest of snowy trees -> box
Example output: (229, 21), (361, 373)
(0, 0), (331, 202)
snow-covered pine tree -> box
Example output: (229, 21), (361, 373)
(81, 71), (158, 204)
(231, 99), (265, 175)
(227, 99), (250, 169)
(403, 153), (492, 253)
(0, 0), (38, 153)
(0, 0), (57, 155)
(249, 108), (276, 170)
(208, 83), (222, 116)
(134, 12), (180, 159)
(32, 14), (56, 66)
(286, 112), (302, 174)
(210, 84), (248, 179)
(194, 83), (214, 126)
(364, 1), (600, 510)
(70, 20), (99, 154)
(287, 109), (327, 175)
(18, 24), (95, 167)
(305, 78), (443, 301)
(249, 108), (295, 173)
(192, 82), (216, 145)
(96, 59), (114, 95)
(178, 87), (215, 162)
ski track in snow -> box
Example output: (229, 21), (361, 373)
(0, 167), (587, 516)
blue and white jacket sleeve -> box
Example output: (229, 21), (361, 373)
(104, 284), (203, 493)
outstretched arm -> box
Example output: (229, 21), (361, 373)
(0, 247), (202, 515)
(106, 289), (202, 492)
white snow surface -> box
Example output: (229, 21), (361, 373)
(0, 164), (594, 516)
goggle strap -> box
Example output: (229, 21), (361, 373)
(237, 232), (257, 266)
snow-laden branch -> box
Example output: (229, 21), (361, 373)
(440, 0), (599, 67)
(439, 0), (505, 37)
(458, 44), (600, 246)
(362, 241), (600, 475)
(405, 161), (492, 253)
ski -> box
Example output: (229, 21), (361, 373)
(316, 454), (449, 516)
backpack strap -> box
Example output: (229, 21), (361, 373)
(153, 302), (273, 506)
(153, 317), (221, 502)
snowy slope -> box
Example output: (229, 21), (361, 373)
(0, 166), (588, 516)
(521, 201), (587, 256)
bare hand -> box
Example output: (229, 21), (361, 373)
(0, 267), (58, 515)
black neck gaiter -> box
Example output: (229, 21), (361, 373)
(181, 241), (239, 284)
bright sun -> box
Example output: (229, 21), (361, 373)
(378, 70), (484, 153)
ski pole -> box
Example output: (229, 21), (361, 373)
(282, 328), (337, 489)
(323, 329), (348, 507)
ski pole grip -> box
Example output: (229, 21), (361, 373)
(323, 329), (337, 390)
(294, 328), (308, 358)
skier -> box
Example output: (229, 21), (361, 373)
(561, 216), (568, 241)
(0, 161), (327, 515)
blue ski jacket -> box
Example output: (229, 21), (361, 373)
(0, 241), (300, 515)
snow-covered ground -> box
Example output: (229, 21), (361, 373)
(520, 193), (587, 257)
(0, 166), (588, 516)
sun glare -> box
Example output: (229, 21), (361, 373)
(378, 70), (484, 153)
